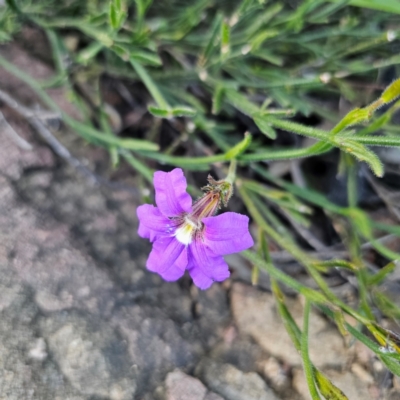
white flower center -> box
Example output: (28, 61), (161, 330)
(174, 218), (198, 245)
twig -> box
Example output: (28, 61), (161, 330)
(281, 208), (328, 252)
(365, 171), (400, 222)
(0, 89), (139, 196)
(0, 111), (33, 150)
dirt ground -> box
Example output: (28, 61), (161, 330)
(1, 42), (400, 400)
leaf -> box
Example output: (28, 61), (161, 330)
(313, 260), (359, 272)
(212, 85), (225, 115)
(344, 208), (372, 238)
(335, 138), (383, 177)
(220, 19), (230, 55)
(326, 0), (400, 14)
(130, 60), (169, 109)
(200, 13), (223, 65)
(315, 370), (349, 400)
(301, 300), (321, 400)
(75, 21), (114, 47)
(109, 0), (126, 30)
(253, 114), (277, 139)
(381, 78), (400, 104)
(332, 108), (370, 134)
(120, 150), (153, 183)
(170, 106), (197, 117)
(148, 105), (197, 118)
(109, 2), (119, 29)
(129, 51), (162, 66)
(367, 260), (399, 286)
(64, 116), (159, 151)
(76, 42), (104, 65)
(148, 106), (171, 118)
(225, 132), (252, 159)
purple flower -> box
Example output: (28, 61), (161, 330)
(137, 168), (254, 289)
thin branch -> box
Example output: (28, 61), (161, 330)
(0, 111), (33, 150)
(0, 89), (139, 196)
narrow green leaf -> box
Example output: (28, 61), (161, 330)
(332, 108), (370, 134)
(225, 132), (252, 160)
(334, 138), (383, 177)
(109, 3), (119, 29)
(225, 89), (260, 116)
(64, 116), (159, 151)
(129, 51), (162, 66)
(200, 13), (223, 65)
(315, 370), (349, 400)
(130, 60), (169, 110)
(120, 150), (153, 183)
(345, 208), (372, 238)
(138, 151), (225, 169)
(326, 0), (400, 14)
(148, 105), (197, 118)
(148, 106), (171, 118)
(76, 42), (104, 65)
(301, 300), (321, 400)
(333, 309), (349, 338)
(212, 85), (225, 115)
(253, 114), (277, 139)
(271, 280), (302, 350)
(71, 21), (114, 47)
(221, 19), (230, 56)
(367, 260), (399, 286)
(381, 78), (400, 104)
(170, 106), (197, 117)
(372, 290), (400, 320)
(240, 251), (327, 305)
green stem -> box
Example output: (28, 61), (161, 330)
(225, 159), (237, 184)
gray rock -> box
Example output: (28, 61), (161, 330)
(43, 312), (136, 399)
(196, 359), (279, 400)
(204, 393), (225, 400)
(164, 369), (225, 400)
(165, 369), (207, 400)
(111, 304), (200, 396)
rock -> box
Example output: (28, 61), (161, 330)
(111, 305), (200, 396)
(193, 284), (231, 347)
(260, 357), (290, 393)
(43, 312), (136, 399)
(164, 369), (224, 400)
(210, 336), (268, 373)
(204, 393), (224, 400)
(196, 359), (279, 400)
(0, 264), (83, 399)
(165, 370), (207, 400)
(231, 283), (348, 368)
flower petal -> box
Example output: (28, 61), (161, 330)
(203, 212), (254, 256)
(147, 237), (187, 278)
(187, 240), (230, 289)
(159, 249), (187, 281)
(137, 204), (175, 242)
(154, 168), (192, 217)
